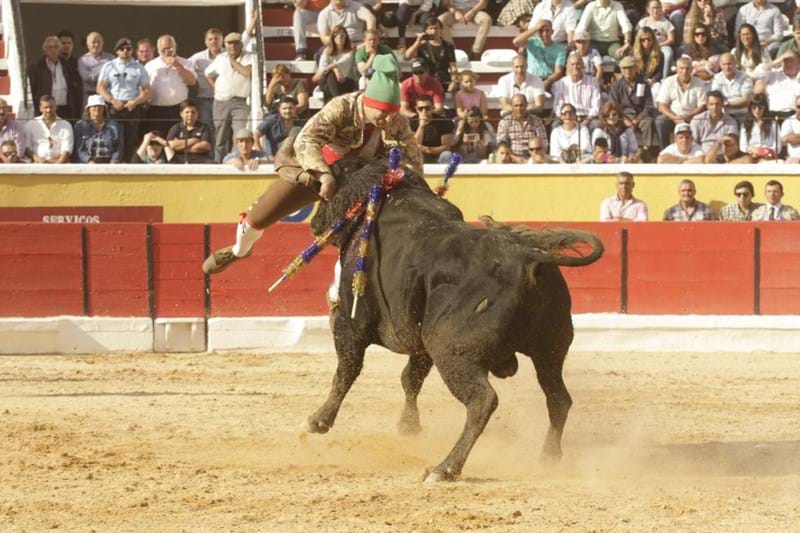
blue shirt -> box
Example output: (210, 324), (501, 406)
(73, 120), (123, 163)
(256, 114), (304, 157)
(98, 58), (149, 101)
(526, 37), (567, 80)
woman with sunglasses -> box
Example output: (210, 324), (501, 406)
(549, 103), (591, 161)
(633, 27), (665, 85)
(740, 93), (781, 159)
(679, 22), (719, 81)
(635, 0), (676, 80)
(733, 23), (768, 79)
(591, 101), (640, 163)
(313, 25), (357, 102)
(684, 0), (727, 51)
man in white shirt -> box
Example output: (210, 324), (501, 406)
(438, 0), (493, 59)
(189, 28), (224, 141)
(657, 123), (705, 162)
(206, 32), (253, 162)
(530, 0), (578, 46)
(23, 95), (73, 164)
(600, 171), (648, 221)
(755, 50), (800, 115)
(711, 53), (753, 118)
(551, 52), (601, 127)
(655, 57), (707, 147)
(752, 180), (800, 220)
(317, 0), (375, 47)
(575, 0), (633, 59)
(780, 95), (800, 161)
(735, 0), (786, 57)
(144, 34), (198, 135)
(496, 55), (545, 116)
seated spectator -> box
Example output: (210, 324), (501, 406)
(397, 0), (434, 51)
(735, 0), (785, 58)
(679, 23), (719, 81)
(781, 95), (800, 162)
(550, 103), (591, 160)
(529, 0), (578, 46)
(592, 101), (640, 162)
(690, 90), (737, 152)
(453, 106), (495, 163)
(527, 136), (557, 163)
(0, 97), (24, 155)
(636, 0), (675, 80)
(552, 52), (602, 128)
(777, 19), (800, 58)
(28, 36), (83, 121)
(740, 94), (781, 158)
(410, 95), (454, 164)
(752, 180), (800, 220)
(703, 132), (754, 163)
(355, 29), (393, 81)
(438, 0), (493, 60)
(455, 70), (488, 119)
(496, 55), (545, 115)
(497, 94), (548, 162)
(0, 140), (23, 164)
(663, 178), (717, 221)
(78, 32), (114, 100)
(585, 137), (616, 163)
(313, 25), (357, 102)
(662, 0), (688, 46)
(712, 52), (754, 118)
(166, 100), (214, 164)
(719, 180), (761, 221)
(400, 59), (445, 117)
(404, 16), (458, 92)
(136, 38), (155, 65)
(265, 64), (309, 116)
(317, 0), (375, 48)
(23, 95), (73, 164)
(733, 23), (768, 79)
(656, 56), (707, 147)
(223, 129), (269, 170)
(633, 27), (665, 85)
(145, 35), (197, 136)
(255, 96), (303, 161)
(292, 0), (328, 60)
(683, 0), (726, 54)
(600, 171), (649, 221)
(513, 20), (567, 92)
(135, 130), (174, 163)
(754, 50), (800, 116)
(488, 140), (514, 163)
(657, 122), (705, 162)
(609, 56), (660, 158)
(576, 0), (633, 59)
(73, 94), (123, 163)
(573, 31), (603, 82)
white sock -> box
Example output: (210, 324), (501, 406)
(231, 216), (263, 257)
(327, 259), (342, 303)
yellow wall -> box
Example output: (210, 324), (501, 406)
(2, 170), (800, 223)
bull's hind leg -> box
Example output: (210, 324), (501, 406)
(398, 354), (433, 435)
(423, 357), (498, 482)
(530, 349), (572, 461)
(307, 333), (368, 434)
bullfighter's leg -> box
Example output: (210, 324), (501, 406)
(530, 351), (572, 461)
(423, 357), (498, 482)
(307, 333), (368, 434)
(398, 354), (433, 435)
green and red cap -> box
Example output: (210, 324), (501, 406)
(363, 54), (401, 113)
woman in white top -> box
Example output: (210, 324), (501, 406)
(549, 103), (591, 161)
(739, 94), (781, 159)
(733, 23), (768, 80)
(636, 0), (676, 80)
(591, 101), (640, 162)
(313, 25), (357, 102)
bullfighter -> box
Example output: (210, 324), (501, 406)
(203, 54), (423, 275)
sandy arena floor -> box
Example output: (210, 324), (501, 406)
(1, 348), (799, 532)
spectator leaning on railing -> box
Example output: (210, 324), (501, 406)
(703, 132), (753, 163)
(135, 130), (174, 164)
(600, 171), (649, 221)
(657, 122), (705, 163)
(166, 100), (215, 164)
(223, 129), (269, 170)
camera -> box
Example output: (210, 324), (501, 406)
(463, 133), (480, 143)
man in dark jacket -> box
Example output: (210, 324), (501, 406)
(28, 35), (83, 121)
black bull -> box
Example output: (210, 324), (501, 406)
(307, 158), (604, 482)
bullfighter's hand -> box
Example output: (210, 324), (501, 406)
(319, 173), (336, 201)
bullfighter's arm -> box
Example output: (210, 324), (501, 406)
(292, 96), (350, 179)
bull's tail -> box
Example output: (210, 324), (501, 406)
(480, 216), (604, 267)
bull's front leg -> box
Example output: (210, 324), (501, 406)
(307, 332), (368, 434)
(398, 353), (433, 435)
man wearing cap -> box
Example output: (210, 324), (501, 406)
(609, 56), (659, 158)
(656, 123), (705, 163)
(496, 55), (545, 116)
(223, 129), (269, 170)
(97, 37), (151, 162)
(144, 35), (197, 136)
(203, 54), (422, 275)
(205, 32), (254, 162)
(754, 50), (800, 116)
(400, 59), (445, 117)
(529, 0), (578, 46)
(512, 20), (566, 92)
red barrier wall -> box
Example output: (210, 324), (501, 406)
(0, 224), (84, 316)
(152, 224), (205, 318)
(758, 224), (800, 315)
(85, 224), (149, 316)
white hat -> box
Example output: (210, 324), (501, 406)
(86, 94), (106, 109)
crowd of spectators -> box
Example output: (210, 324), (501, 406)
(6, 0), (800, 167)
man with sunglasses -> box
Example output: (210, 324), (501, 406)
(410, 94), (454, 163)
(0, 141), (23, 164)
(97, 37), (151, 162)
(400, 59), (445, 117)
(720, 181), (761, 221)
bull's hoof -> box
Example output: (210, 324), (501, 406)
(421, 466), (458, 483)
(539, 447), (562, 464)
(306, 418), (331, 434)
(397, 414), (422, 435)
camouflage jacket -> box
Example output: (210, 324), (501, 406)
(293, 92), (424, 179)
